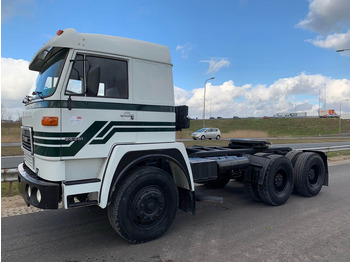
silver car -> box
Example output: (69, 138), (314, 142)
(191, 128), (221, 140)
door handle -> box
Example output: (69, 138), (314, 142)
(120, 112), (134, 120)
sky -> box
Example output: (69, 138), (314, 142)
(1, 0), (350, 119)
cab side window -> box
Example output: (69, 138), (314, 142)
(87, 56), (128, 99)
(66, 54), (128, 99)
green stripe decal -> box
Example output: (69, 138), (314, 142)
(33, 132), (80, 138)
(91, 127), (176, 144)
(33, 121), (175, 157)
(96, 121), (175, 138)
(26, 100), (175, 112)
(34, 138), (72, 145)
(34, 121), (107, 157)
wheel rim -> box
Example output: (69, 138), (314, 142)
(130, 186), (166, 227)
(308, 165), (320, 187)
(274, 169), (287, 192)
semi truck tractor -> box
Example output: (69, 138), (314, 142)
(19, 29), (328, 243)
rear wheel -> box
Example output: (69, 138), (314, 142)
(216, 135), (221, 140)
(285, 150), (303, 193)
(293, 152), (325, 197)
(285, 150), (302, 166)
(107, 166), (178, 243)
(258, 155), (294, 206)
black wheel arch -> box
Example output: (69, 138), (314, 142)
(105, 148), (195, 214)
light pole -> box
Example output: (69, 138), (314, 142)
(336, 49), (350, 134)
(203, 77), (215, 128)
(339, 98), (349, 134)
(336, 48), (350, 52)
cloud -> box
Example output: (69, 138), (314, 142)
(297, 0), (350, 34)
(298, 0), (350, 50)
(1, 0), (36, 22)
(307, 30), (350, 51)
(174, 85), (190, 105)
(201, 58), (230, 74)
(175, 73), (350, 118)
(176, 43), (195, 59)
(1, 57), (38, 119)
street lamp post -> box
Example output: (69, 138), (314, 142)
(203, 77), (215, 128)
(336, 48), (350, 52)
(339, 98), (350, 134)
(336, 49), (350, 134)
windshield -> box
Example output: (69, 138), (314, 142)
(196, 128), (207, 132)
(30, 48), (68, 99)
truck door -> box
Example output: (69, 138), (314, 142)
(60, 52), (136, 159)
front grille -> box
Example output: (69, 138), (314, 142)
(21, 126), (33, 154)
(24, 151), (35, 171)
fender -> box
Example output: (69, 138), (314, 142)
(302, 150), (329, 186)
(98, 142), (194, 209)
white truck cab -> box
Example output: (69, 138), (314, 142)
(19, 29), (328, 243)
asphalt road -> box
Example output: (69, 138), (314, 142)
(2, 162), (350, 262)
(2, 141), (350, 169)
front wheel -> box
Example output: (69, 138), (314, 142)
(201, 135), (205, 140)
(107, 166), (178, 243)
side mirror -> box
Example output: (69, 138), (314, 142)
(86, 65), (100, 96)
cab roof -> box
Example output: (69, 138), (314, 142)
(29, 28), (172, 71)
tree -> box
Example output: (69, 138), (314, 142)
(1, 104), (8, 121)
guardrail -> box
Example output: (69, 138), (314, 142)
(2, 145), (350, 195)
(1, 168), (20, 195)
(301, 145), (350, 152)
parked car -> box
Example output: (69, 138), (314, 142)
(191, 128), (221, 140)
(233, 116), (240, 119)
(263, 116), (271, 119)
(217, 117), (223, 119)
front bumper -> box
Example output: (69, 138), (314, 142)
(18, 163), (61, 209)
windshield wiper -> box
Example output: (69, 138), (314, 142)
(32, 91), (44, 99)
(22, 95), (33, 104)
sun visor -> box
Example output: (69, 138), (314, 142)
(29, 49), (50, 71)
(29, 47), (63, 72)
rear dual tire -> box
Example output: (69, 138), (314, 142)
(293, 152), (325, 197)
(257, 155), (294, 206)
(245, 154), (294, 206)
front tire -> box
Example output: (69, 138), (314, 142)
(201, 135), (205, 140)
(107, 166), (178, 243)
